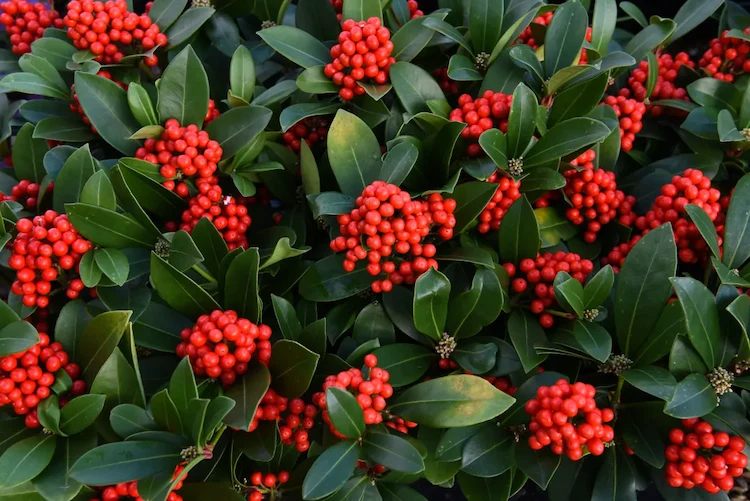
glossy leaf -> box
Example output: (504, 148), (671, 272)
(621, 366), (678, 401)
(572, 320), (612, 363)
(0, 320), (38, 357)
(302, 440), (359, 500)
(524, 118), (610, 168)
(269, 340), (319, 398)
(69, 441), (182, 485)
(507, 310), (548, 372)
(258, 26), (330, 68)
(76, 311), (131, 383)
(723, 173), (750, 268)
(663, 373), (718, 419)
(327, 109), (381, 196)
(363, 433), (425, 474)
(447, 268), (503, 339)
(413, 268), (451, 341)
(59, 394), (106, 436)
(206, 106), (273, 159)
(223, 362), (271, 430)
(544, 1), (589, 77)
(672, 276), (725, 369)
(0, 435), (56, 488)
(326, 387), (365, 439)
(150, 253), (220, 318)
(460, 424), (514, 477)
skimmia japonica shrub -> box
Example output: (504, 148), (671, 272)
(3, 0), (750, 500)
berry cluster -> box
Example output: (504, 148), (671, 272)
(247, 471), (289, 501)
(664, 418), (748, 493)
(516, 12), (591, 64)
(601, 234), (641, 272)
(312, 354), (393, 437)
(175, 310), (272, 387)
(329, 182), (456, 292)
(71, 70), (127, 133)
(248, 389), (316, 453)
(282, 117), (329, 153)
(601, 96), (646, 152)
(0, 0), (63, 55)
(634, 168), (723, 264)
(525, 379), (615, 461)
(178, 190), (252, 251)
(324, 18), (395, 100)
(562, 149), (636, 243)
(699, 29), (750, 81)
(90, 465), (186, 501)
(63, 0), (166, 66)
(504, 252), (594, 328)
(0, 332), (85, 428)
(204, 99), (220, 126)
(1, 179), (53, 209)
(620, 53), (693, 114)
(450, 91), (513, 157)
(9, 212), (92, 308)
(385, 416), (418, 434)
(478, 172), (521, 233)
(135, 119), (223, 198)
(432, 67), (459, 95)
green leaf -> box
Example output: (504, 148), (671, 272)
(224, 248), (260, 322)
(167, 231), (203, 272)
(150, 253), (220, 318)
(69, 441), (182, 485)
(615, 224), (677, 357)
(178, 483), (245, 501)
(458, 470), (512, 501)
(191, 217), (228, 278)
(363, 433), (425, 474)
(32, 431), (96, 501)
(687, 78), (742, 115)
(620, 2), (648, 27)
(353, 303), (395, 345)
(258, 26), (330, 68)
(422, 17), (474, 55)
(468, 0), (504, 54)
(296, 66), (339, 94)
(572, 320), (612, 363)
(389, 375), (516, 428)
(0, 72), (69, 99)
(413, 268), (450, 341)
(169, 357), (199, 419)
(94, 249), (129, 287)
(670, 0), (724, 42)
(207, 106), (273, 160)
(76, 311), (131, 383)
(73, 72), (140, 155)
(326, 387), (365, 438)
(36, 395), (63, 437)
(372, 344), (432, 387)
(53, 144), (96, 213)
(302, 440), (359, 500)
(498, 196), (540, 264)
(269, 340), (319, 398)
(390, 61), (446, 115)
(158, 46), (208, 127)
(342, 0), (382, 21)
(0, 435), (56, 488)
(0, 321), (38, 357)
(549, 73), (610, 127)
(584, 265), (614, 309)
(164, 8), (215, 49)
(272, 295), (303, 340)
(234, 421), (277, 462)
(327, 109), (381, 196)
(202, 396), (235, 445)
(279, 102), (341, 133)
(453, 341), (498, 374)
(663, 373), (718, 419)
(110, 404), (159, 438)
(299, 254), (372, 302)
(223, 362), (270, 430)
(507, 310), (548, 372)
(592, 448), (637, 501)
(54, 300), (90, 356)
(447, 268), (503, 339)
(591, 0), (617, 54)
(12, 123), (48, 184)
(32, 116), (95, 143)
(127, 83), (158, 127)
(543, 1), (589, 77)
(619, 417), (665, 468)
(296, 0), (339, 42)
(723, 173), (750, 268)
(669, 336), (708, 379)
(478, 128), (507, 171)
(515, 446), (561, 489)
(65, 203), (157, 248)
(621, 366), (677, 400)
(554, 274), (585, 317)
(632, 301), (686, 367)
(379, 142), (418, 186)
(506, 83), (537, 160)
(461, 424), (515, 477)
(30, 37), (76, 71)
(524, 118), (611, 168)
(623, 20), (676, 64)
(148, 0), (188, 31)
(150, 389), (182, 434)
(672, 277), (725, 369)
(451, 181), (499, 234)
(80, 170), (116, 210)
(59, 394), (106, 436)
(718, 108), (745, 142)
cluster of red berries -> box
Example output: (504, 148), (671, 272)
(601, 234), (641, 272)
(324, 18), (395, 101)
(204, 99), (220, 126)
(248, 389), (316, 453)
(0, 0), (63, 54)
(313, 354), (393, 437)
(0, 331), (86, 428)
(620, 53), (693, 114)
(329, 182), (456, 293)
(433, 67), (459, 95)
(699, 29), (750, 81)
(329, 0), (421, 22)
(247, 471), (290, 501)
(525, 379), (615, 461)
(177, 188), (252, 251)
(562, 149), (636, 243)
(282, 117), (329, 153)
(9, 212), (92, 308)
(516, 12), (591, 64)
(1, 179), (52, 209)
(385, 416), (418, 434)
(63, 0), (166, 66)
(450, 91), (513, 157)
(478, 172), (521, 234)
(91, 465), (186, 501)
(634, 168), (723, 264)
(504, 252), (594, 328)
(71, 70), (127, 133)
(135, 119), (223, 198)
(601, 96), (646, 152)
(357, 461), (387, 475)
(664, 418), (748, 493)
(175, 310), (272, 387)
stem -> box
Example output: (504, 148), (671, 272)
(191, 264), (217, 285)
(209, 425), (227, 447)
(276, 0), (292, 25)
(612, 376), (625, 407)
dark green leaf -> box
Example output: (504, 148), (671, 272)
(53, 144), (96, 213)
(279, 102), (342, 133)
(164, 7), (215, 49)
(506, 84), (537, 159)
(498, 196), (540, 264)
(302, 440), (358, 500)
(669, 336), (708, 379)
(32, 431), (96, 501)
(206, 106), (272, 160)
(269, 340), (319, 398)
(150, 253), (220, 318)
(327, 109), (381, 196)
(158, 46), (208, 127)
(447, 268), (503, 339)
(272, 295), (302, 340)
(69, 441), (181, 485)
(663, 373), (718, 419)
(723, 173), (750, 268)
(507, 310), (548, 372)
(515, 446), (561, 489)
(353, 303), (395, 345)
(413, 268), (450, 341)
(0, 321), (38, 357)
(623, 20), (676, 64)
(234, 421), (277, 462)
(671, 0), (725, 42)
(299, 254), (372, 302)
(554, 273), (585, 317)
(127, 83), (158, 127)
(621, 366), (677, 401)
(633, 301), (686, 367)
(148, 0), (188, 30)
(110, 404), (159, 439)
(524, 118), (610, 168)
(687, 78), (742, 115)
(76, 311), (131, 383)
(457, 470), (512, 501)
(592, 448), (636, 501)
(258, 25), (330, 68)
(224, 248), (261, 322)
(591, 0), (617, 54)
(12, 123), (48, 184)
(66, 204), (157, 248)
(379, 142), (418, 186)
(80, 170), (116, 209)
(167, 231), (203, 272)
(296, 66), (339, 94)
(451, 181), (499, 234)
(620, 417), (665, 468)
(223, 362), (270, 430)
(191, 217), (227, 278)
(0, 435), (56, 488)
(390, 61), (446, 115)
(36, 395), (62, 436)
(169, 357), (198, 419)
(672, 276), (725, 369)
(453, 341), (498, 374)
(296, 0), (339, 41)
(461, 424), (514, 477)
(364, 433), (425, 474)
(372, 344), (432, 387)
(584, 265), (614, 309)
(150, 389), (182, 434)
(59, 395), (106, 436)
(544, 1), (589, 77)
(390, 12), (447, 63)
(326, 387), (365, 438)
(572, 320), (612, 363)
(94, 249), (129, 287)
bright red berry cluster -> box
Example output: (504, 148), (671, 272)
(178, 190), (252, 251)
(433, 67), (459, 95)
(478, 172), (521, 233)
(634, 168), (723, 264)
(699, 29), (750, 81)
(9, 212), (92, 308)
(385, 416), (418, 434)
(504, 252), (594, 328)
(204, 99), (220, 125)
(91, 465), (186, 501)
(176, 310), (272, 387)
(71, 70), (127, 132)
(324, 18), (395, 100)
(450, 91), (513, 157)
(330, 182), (456, 292)
(601, 95), (646, 152)
(135, 118), (223, 198)
(620, 53), (693, 114)
(313, 354), (393, 437)
(563, 149), (636, 243)
(0, 0), (63, 55)
(601, 234), (641, 272)
(248, 389), (316, 453)
(0, 331), (85, 428)
(525, 379), (615, 461)
(247, 470), (290, 501)
(63, 0), (166, 66)
(664, 418), (748, 493)
(516, 12), (591, 64)
(282, 117), (329, 153)
(1, 179), (53, 209)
